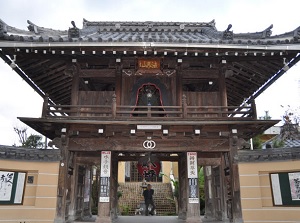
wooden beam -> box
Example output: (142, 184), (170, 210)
(253, 60), (280, 73)
(79, 69), (116, 78)
(182, 69), (219, 79)
(69, 138), (229, 152)
(229, 66), (261, 88)
(231, 62), (263, 79)
(33, 62), (67, 81)
(40, 74), (71, 90)
(49, 84), (72, 100)
(22, 59), (51, 71)
(198, 157), (221, 166)
(50, 79), (72, 93)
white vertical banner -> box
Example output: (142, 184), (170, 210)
(187, 152), (199, 203)
(100, 151), (111, 177)
(99, 151), (111, 203)
(14, 173), (26, 204)
(271, 173), (283, 205)
(187, 152), (198, 178)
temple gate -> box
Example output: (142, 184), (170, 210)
(1, 18), (300, 222)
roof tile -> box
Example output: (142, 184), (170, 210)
(0, 18), (299, 45)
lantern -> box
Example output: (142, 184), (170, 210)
(137, 154), (161, 177)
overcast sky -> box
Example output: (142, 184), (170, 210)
(0, 0), (300, 145)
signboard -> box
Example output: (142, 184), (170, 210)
(0, 170), (26, 205)
(288, 172), (300, 201)
(137, 58), (162, 74)
(187, 152), (199, 204)
(270, 172), (300, 206)
(100, 151), (111, 177)
(99, 177), (110, 202)
(187, 152), (198, 178)
(137, 125), (162, 130)
(138, 58), (160, 69)
(188, 178), (199, 203)
(99, 151), (111, 202)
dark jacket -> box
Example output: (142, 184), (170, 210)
(143, 189), (154, 200)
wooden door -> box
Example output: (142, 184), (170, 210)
(212, 166), (223, 220)
(75, 165), (85, 217)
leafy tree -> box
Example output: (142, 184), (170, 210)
(14, 126), (27, 145)
(22, 134), (44, 149)
(259, 110), (271, 120)
(280, 106), (300, 140)
(14, 126), (44, 148)
(160, 173), (179, 198)
(198, 167), (205, 214)
(272, 139), (285, 148)
(252, 134), (262, 149)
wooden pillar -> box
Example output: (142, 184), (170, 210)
(182, 95), (187, 118)
(250, 99), (257, 119)
(68, 152), (77, 221)
(178, 152), (202, 222)
(112, 94), (117, 119)
(41, 93), (49, 117)
(219, 65), (228, 107)
(178, 153), (187, 220)
(219, 65), (228, 118)
(110, 153), (119, 220)
(229, 133), (243, 223)
(54, 135), (70, 223)
(82, 166), (93, 219)
(71, 64), (79, 106)
(186, 152), (201, 223)
(115, 65), (122, 106)
(96, 151), (113, 223)
(204, 166), (214, 219)
(176, 68), (183, 106)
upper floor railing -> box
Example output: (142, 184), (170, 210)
(41, 95), (257, 120)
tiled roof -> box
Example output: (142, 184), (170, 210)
(283, 139), (300, 148)
(239, 147), (300, 162)
(0, 145), (61, 162)
(0, 18), (299, 45)
(262, 134), (300, 149)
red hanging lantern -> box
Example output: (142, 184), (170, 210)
(137, 155), (161, 177)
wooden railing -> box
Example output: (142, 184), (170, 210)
(42, 95), (257, 120)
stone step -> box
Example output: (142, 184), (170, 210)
(118, 182), (176, 216)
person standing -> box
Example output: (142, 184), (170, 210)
(143, 184), (155, 216)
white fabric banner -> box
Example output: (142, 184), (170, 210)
(187, 152), (198, 178)
(271, 174), (283, 205)
(100, 151), (111, 177)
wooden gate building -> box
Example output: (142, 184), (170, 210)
(1, 18), (300, 222)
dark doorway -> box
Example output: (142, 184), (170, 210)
(133, 83), (165, 117)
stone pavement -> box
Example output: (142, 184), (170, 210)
(114, 216), (185, 223)
(74, 216), (229, 223)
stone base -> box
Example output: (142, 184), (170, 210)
(186, 217), (202, 223)
(233, 218), (243, 223)
(178, 211), (186, 220)
(54, 220), (64, 223)
(95, 216), (112, 223)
